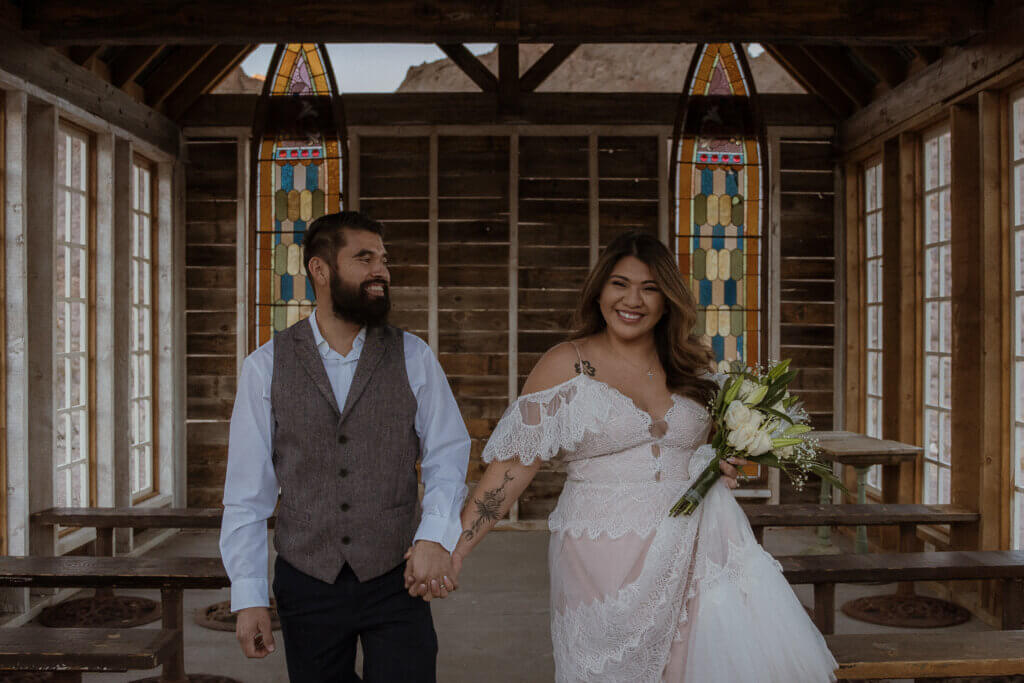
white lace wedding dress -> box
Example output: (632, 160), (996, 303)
(482, 369), (838, 682)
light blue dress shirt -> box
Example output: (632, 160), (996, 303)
(219, 310), (470, 611)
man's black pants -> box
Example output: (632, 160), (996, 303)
(272, 556), (437, 682)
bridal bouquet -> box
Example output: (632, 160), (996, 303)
(669, 360), (844, 517)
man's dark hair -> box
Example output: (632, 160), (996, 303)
(303, 211), (385, 276)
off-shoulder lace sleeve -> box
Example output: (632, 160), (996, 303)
(481, 377), (581, 466)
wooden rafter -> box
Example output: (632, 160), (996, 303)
(498, 43), (518, 111)
(801, 46), (873, 108)
(437, 43), (497, 92)
(110, 45), (166, 87)
(24, 0), (987, 45)
(142, 44), (217, 109)
(519, 44), (578, 92)
(849, 46), (909, 89)
(162, 45), (252, 121)
(69, 45), (104, 65)
(765, 45), (856, 117)
(910, 46), (943, 65)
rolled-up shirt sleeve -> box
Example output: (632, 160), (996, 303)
(406, 334), (470, 553)
(219, 347), (279, 612)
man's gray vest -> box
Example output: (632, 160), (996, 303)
(270, 320), (420, 583)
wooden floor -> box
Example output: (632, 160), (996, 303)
(58, 528), (994, 683)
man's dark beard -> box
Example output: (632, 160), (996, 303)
(328, 268), (390, 327)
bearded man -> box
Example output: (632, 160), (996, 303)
(220, 211), (470, 682)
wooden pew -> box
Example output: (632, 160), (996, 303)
(828, 630), (1024, 679)
(0, 627), (178, 682)
(779, 550), (1024, 634)
(744, 503), (978, 546)
(0, 556), (229, 683)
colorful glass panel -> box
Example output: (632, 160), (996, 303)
(677, 45), (761, 373)
(255, 44), (342, 345)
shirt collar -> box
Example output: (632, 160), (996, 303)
(309, 309), (365, 361)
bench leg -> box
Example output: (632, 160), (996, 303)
(1002, 578), (1024, 629)
(854, 466), (869, 553)
(160, 588), (188, 683)
(897, 524), (916, 596)
(94, 528), (115, 601)
(813, 583), (835, 635)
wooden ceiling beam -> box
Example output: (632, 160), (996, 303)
(25, 0), (986, 45)
(110, 44), (165, 87)
(849, 46), (909, 89)
(437, 43), (497, 92)
(765, 45), (855, 117)
(68, 45), (104, 65)
(143, 44), (217, 109)
(801, 46), (873, 108)
(498, 43), (519, 111)
(519, 44), (578, 92)
(162, 44), (252, 121)
(910, 46), (943, 65)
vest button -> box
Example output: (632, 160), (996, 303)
(340, 503), (350, 511)
(342, 536), (351, 545)
(339, 468), (349, 478)
(337, 434), (348, 444)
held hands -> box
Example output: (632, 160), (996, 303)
(235, 606), (276, 658)
(403, 540), (458, 602)
(719, 456), (749, 489)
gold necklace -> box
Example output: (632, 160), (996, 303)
(606, 342), (660, 380)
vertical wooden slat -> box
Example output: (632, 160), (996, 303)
(949, 101), (982, 551)
(588, 133), (598, 267)
(428, 132), (439, 354)
(348, 134), (360, 211)
(657, 131), (668, 246)
(0, 95), (6, 556)
(898, 132), (922, 508)
(235, 134), (248, 364)
(507, 133), (519, 523)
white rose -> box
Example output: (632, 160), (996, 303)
(747, 430), (774, 456)
(742, 409), (765, 431)
(724, 400), (752, 430)
(777, 445), (795, 459)
(727, 423), (758, 452)
(736, 379), (758, 400)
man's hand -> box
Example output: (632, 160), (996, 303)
(236, 606), (276, 658)
(719, 456), (749, 489)
(403, 540), (456, 601)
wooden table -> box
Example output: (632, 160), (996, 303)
(0, 556), (229, 683)
(814, 431), (923, 553)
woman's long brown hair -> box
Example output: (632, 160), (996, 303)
(568, 230), (718, 406)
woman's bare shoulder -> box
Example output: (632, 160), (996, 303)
(521, 341), (585, 395)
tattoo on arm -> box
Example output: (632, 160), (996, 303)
(574, 360), (596, 377)
(462, 470), (515, 542)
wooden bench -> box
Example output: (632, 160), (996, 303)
(779, 549), (1024, 634)
(0, 627), (178, 681)
(0, 555), (229, 683)
(828, 630), (1024, 679)
(744, 503), (978, 546)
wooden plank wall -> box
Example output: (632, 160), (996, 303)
(777, 136), (837, 504)
(183, 138), (238, 507)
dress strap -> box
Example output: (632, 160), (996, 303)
(569, 341), (584, 375)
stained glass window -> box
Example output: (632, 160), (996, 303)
(1011, 90), (1024, 548)
(922, 125), (952, 505)
(55, 123), (93, 509)
(676, 44), (762, 372)
(130, 157), (155, 501)
(255, 44), (343, 345)
(864, 159), (884, 489)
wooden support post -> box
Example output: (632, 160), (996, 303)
(498, 44), (519, 114)
(160, 588), (187, 683)
(1002, 578), (1024, 629)
(814, 583), (836, 635)
(507, 132), (519, 524)
(898, 523), (918, 595)
(93, 528), (115, 599)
